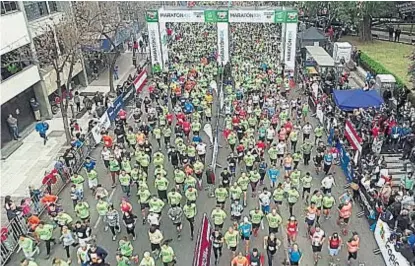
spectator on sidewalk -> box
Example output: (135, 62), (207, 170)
(388, 25), (394, 41)
(7, 114), (21, 140)
(395, 27), (401, 42)
(30, 98), (41, 121)
(114, 65), (119, 80)
(74, 91), (81, 113)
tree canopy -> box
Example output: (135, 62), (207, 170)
(301, 1), (398, 41)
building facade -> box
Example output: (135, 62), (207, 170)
(0, 1), (87, 147)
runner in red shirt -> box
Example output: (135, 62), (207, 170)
(182, 120), (191, 141)
(284, 119), (293, 134)
(118, 109), (127, 124)
(256, 140), (266, 157)
(236, 143), (245, 162)
(232, 115), (240, 127)
(176, 112), (186, 127)
(166, 113), (174, 126)
(239, 108), (247, 119)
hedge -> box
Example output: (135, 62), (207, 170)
(360, 51), (406, 88)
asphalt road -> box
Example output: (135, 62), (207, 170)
(8, 81), (386, 266)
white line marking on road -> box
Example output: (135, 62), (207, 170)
(128, 112), (134, 121)
(94, 187), (116, 229)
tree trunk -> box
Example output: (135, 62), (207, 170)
(103, 32), (121, 94)
(360, 15), (372, 42)
(108, 51), (120, 93)
(56, 70), (72, 145)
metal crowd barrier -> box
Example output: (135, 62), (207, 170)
(1, 132), (96, 265)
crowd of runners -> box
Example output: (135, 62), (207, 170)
(12, 15), (376, 266)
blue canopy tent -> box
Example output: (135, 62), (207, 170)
(333, 89), (384, 111)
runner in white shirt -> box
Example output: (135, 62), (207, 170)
(196, 142), (207, 162)
(321, 174), (336, 194)
(147, 212), (160, 228)
(252, 94), (260, 106)
(276, 141), (286, 166)
(101, 147), (111, 171)
(258, 188), (271, 214)
(310, 226), (326, 264)
(302, 122), (313, 141)
(266, 127), (276, 144)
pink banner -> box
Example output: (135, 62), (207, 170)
(134, 69), (147, 93)
(193, 213), (212, 266)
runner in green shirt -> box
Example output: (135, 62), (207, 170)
(149, 196), (165, 214)
(154, 175), (169, 201)
(174, 168), (186, 189)
(301, 172), (313, 203)
(74, 200), (90, 221)
(183, 201), (197, 240)
(34, 222), (55, 257)
(185, 186), (198, 203)
(119, 236), (134, 257)
(211, 205), (227, 230)
(160, 241), (176, 264)
(314, 125), (324, 145)
(272, 183), (285, 205)
(229, 183), (243, 202)
(249, 207), (264, 237)
(137, 186), (151, 224)
(287, 188), (300, 217)
(153, 126), (162, 147)
(96, 197), (109, 223)
(266, 208), (282, 234)
(290, 169), (301, 189)
(18, 235), (38, 260)
(244, 152), (256, 171)
(167, 188), (182, 207)
(215, 185), (229, 206)
(109, 157), (120, 187)
(268, 144), (279, 165)
(224, 227), (239, 257)
(138, 252), (155, 266)
(119, 170), (131, 197)
(322, 193), (336, 219)
(237, 173), (250, 207)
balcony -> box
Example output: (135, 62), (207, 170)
(1, 65), (40, 105)
(0, 10), (31, 55)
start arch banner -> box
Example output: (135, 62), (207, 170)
(145, 8), (298, 71)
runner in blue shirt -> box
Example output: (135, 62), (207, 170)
(267, 166), (280, 188)
(239, 216), (252, 254)
(323, 152), (333, 175)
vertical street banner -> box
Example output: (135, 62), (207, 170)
(284, 10), (298, 71)
(193, 213), (212, 266)
(146, 10), (163, 72)
(217, 22), (229, 65)
(134, 69), (148, 93)
(159, 22), (169, 70)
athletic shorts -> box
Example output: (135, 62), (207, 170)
(277, 154), (283, 158)
(323, 206), (332, 210)
(261, 205), (270, 214)
(252, 223), (260, 229)
(284, 166), (292, 171)
(241, 235), (250, 241)
(140, 203), (149, 210)
(305, 218), (315, 226)
(329, 248), (339, 256)
(302, 187), (311, 194)
(312, 245), (322, 253)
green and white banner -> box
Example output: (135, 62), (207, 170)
(145, 10), (159, 22)
(284, 12), (298, 71)
(204, 10), (229, 23)
(217, 22), (229, 65)
(147, 21), (163, 71)
(229, 10), (276, 23)
(159, 22), (169, 70)
(159, 10), (205, 23)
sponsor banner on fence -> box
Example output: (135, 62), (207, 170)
(374, 219), (411, 266)
(217, 22), (229, 65)
(345, 120), (362, 152)
(159, 10), (205, 23)
(91, 112), (111, 143)
(192, 213), (212, 266)
(134, 69), (148, 93)
(204, 10), (229, 22)
(147, 22), (163, 70)
(159, 22), (169, 69)
(285, 10), (299, 23)
(284, 22), (297, 71)
(106, 95), (124, 121)
(229, 10), (276, 23)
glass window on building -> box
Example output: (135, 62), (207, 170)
(48, 1), (58, 13)
(1, 44), (34, 81)
(1, 1), (19, 15)
(24, 1), (49, 21)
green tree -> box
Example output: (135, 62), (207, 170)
(302, 1), (397, 41)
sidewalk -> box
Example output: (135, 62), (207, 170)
(0, 51), (141, 201)
(371, 30), (415, 44)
